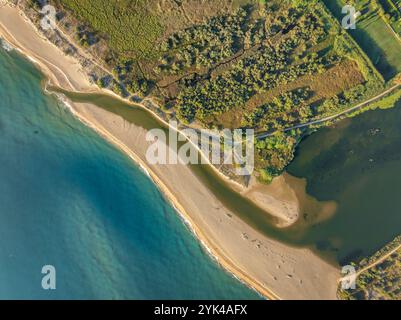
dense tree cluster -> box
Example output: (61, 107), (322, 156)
(75, 25), (99, 47)
(175, 5), (330, 124)
(47, 0), (384, 183)
(316, 84), (367, 115)
(158, 8), (250, 73)
(255, 131), (301, 183)
(243, 88), (312, 130)
(338, 236), (401, 300)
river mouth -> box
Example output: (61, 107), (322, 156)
(0, 48), (262, 299)
(49, 85), (401, 266)
(287, 102), (401, 265)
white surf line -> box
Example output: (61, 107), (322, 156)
(0, 4), (247, 191)
(51, 91), (273, 300)
(0, 20), (76, 90)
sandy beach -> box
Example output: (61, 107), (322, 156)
(0, 1), (325, 227)
(0, 4), (340, 299)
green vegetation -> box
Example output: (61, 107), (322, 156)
(55, 0), (163, 60)
(175, 3), (330, 124)
(255, 130), (302, 183)
(158, 8), (250, 73)
(369, 87), (401, 109)
(35, 0), (395, 183)
(338, 236), (401, 300)
(243, 89), (312, 131)
(323, 0), (401, 80)
(377, 0), (401, 34)
(346, 86), (401, 120)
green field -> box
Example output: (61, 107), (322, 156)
(378, 0), (401, 33)
(323, 0), (401, 80)
(55, 0), (163, 60)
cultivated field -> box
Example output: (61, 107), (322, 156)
(323, 0), (401, 80)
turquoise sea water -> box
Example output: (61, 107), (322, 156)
(0, 48), (260, 299)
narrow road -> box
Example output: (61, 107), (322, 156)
(339, 242), (401, 285)
(355, 243), (401, 278)
(257, 83), (400, 139)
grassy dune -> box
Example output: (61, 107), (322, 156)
(56, 0), (163, 60)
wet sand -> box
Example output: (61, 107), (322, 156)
(0, 4), (340, 299)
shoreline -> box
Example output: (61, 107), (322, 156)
(0, 4), (341, 300)
(0, 2), (337, 229)
(0, 2), (310, 227)
(54, 94), (275, 300)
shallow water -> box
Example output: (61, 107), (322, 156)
(287, 105), (401, 264)
(56, 71), (401, 266)
(0, 48), (260, 299)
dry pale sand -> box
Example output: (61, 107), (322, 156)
(244, 175), (337, 228)
(0, 3), (305, 226)
(0, 4), (93, 91)
(0, 4), (341, 299)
